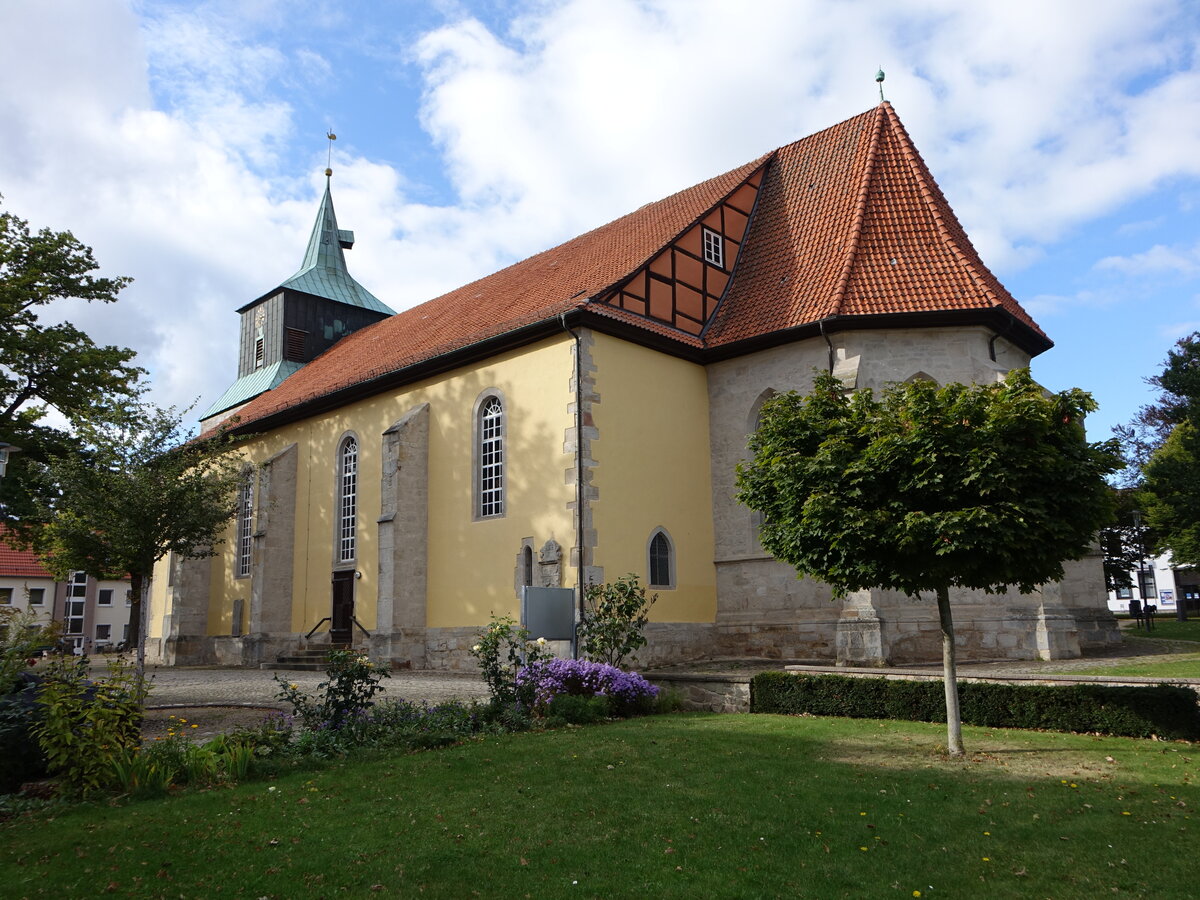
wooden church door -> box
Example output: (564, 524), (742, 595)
(331, 570), (355, 645)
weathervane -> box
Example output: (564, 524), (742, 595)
(876, 68), (886, 102)
(325, 129), (336, 177)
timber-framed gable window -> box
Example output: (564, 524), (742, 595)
(648, 528), (675, 589)
(702, 227), (724, 269)
(477, 393), (505, 519)
(236, 468), (255, 578)
(337, 436), (358, 562)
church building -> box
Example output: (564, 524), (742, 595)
(148, 103), (1119, 670)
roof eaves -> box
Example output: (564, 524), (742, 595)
(226, 312), (588, 436)
(705, 307), (1053, 364)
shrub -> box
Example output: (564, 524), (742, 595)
(516, 658), (659, 717)
(0, 674), (47, 793)
(0, 606), (57, 695)
(577, 575), (656, 667)
(468, 614), (553, 705)
(227, 713), (294, 760)
(547, 693), (612, 725)
(275, 650), (389, 733)
(750, 672), (1200, 740)
(33, 655), (147, 797)
(353, 697), (490, 749)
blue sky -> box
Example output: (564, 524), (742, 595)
(3, 0), (1199, 444)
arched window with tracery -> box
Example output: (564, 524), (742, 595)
(337, 436), (358, 563)
(478, 395), (505, 518)
(648, 528), (675, 589)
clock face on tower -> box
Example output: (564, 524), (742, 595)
(254, 307), (266, 329)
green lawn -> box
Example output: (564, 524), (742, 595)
(1072, 653), (1200, 678)
(1118, 617), (1200, 643)
(1069, 624), (1200, 678)
(2, 713), (1197, 899)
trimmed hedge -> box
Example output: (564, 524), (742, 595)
(750, 671), (1200, 741)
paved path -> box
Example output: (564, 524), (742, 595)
(129, 665), (491, 710)
(103, 623), (1200, 711)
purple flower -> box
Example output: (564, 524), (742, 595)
(516, 659), (658, 713)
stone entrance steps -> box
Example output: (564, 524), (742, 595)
(260, 646), (355, 671)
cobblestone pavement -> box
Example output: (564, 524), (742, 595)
(99, 623), (1200, 712)
(129, 665), (491, 710)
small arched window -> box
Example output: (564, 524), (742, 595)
(337, 436), (358, 563)
(648, 529), (675, 589)
(522, 545), (534, 587)
(478, 396), (505, 518)
(236, 469), (255, 578)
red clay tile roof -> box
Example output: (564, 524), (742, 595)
(224, 103), (1045, 434)
(0, 531), (53, 579)
(704, 103), (1043, 346)
(228, 154), (768, 428)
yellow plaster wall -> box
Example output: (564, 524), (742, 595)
(149, 557), (169, 637)
(588, 333), (717, 622)
(155, 335), (577, 639)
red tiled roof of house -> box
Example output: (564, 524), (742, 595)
(0, 531), (53, 580)
(225, 103), (1044, 433)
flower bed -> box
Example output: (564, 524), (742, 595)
(516, 658), (659, 716)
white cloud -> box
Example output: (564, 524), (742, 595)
(3, 0), (1200, 430)
(1097, 243), (1200, 277)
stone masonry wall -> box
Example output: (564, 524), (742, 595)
(704, 325), (1118, 665)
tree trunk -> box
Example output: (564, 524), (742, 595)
(936, 585), (964, 757)
(126, 571), (147, 681)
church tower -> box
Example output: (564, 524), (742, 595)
(201, 172), (394, 430)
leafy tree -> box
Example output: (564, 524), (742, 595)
(1098, 488), (1155, 594)
(0, 199), (144, 528)
(30, 403), (242, 677)
(1122, 334), (1200, 608)
(1142, 423), (1200, 568)
(1115, 332), (1200, 476)
(736, 370), (1122, 756)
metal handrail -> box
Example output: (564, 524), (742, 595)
(304, 616), (371, 641)
(304, 617), (331, 639)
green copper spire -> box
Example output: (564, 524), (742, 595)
(278, 175), (394, 315)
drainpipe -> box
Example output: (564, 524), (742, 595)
(560, 313), (585, 650)
(818, 318), (835, 374)
(988, 312), (1016, 363)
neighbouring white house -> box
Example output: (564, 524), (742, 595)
(0, 531), (57, 629)
(1107, 551), (1200, 617)
(0, 529), (132, 653)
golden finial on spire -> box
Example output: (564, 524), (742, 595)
(325, 130), (336, 177)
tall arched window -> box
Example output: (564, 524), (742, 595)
(648, 528), (675, 589)
(236, 469), (255, 578)
(478, 396), (505, 518)
(338, 436), (358, 563)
